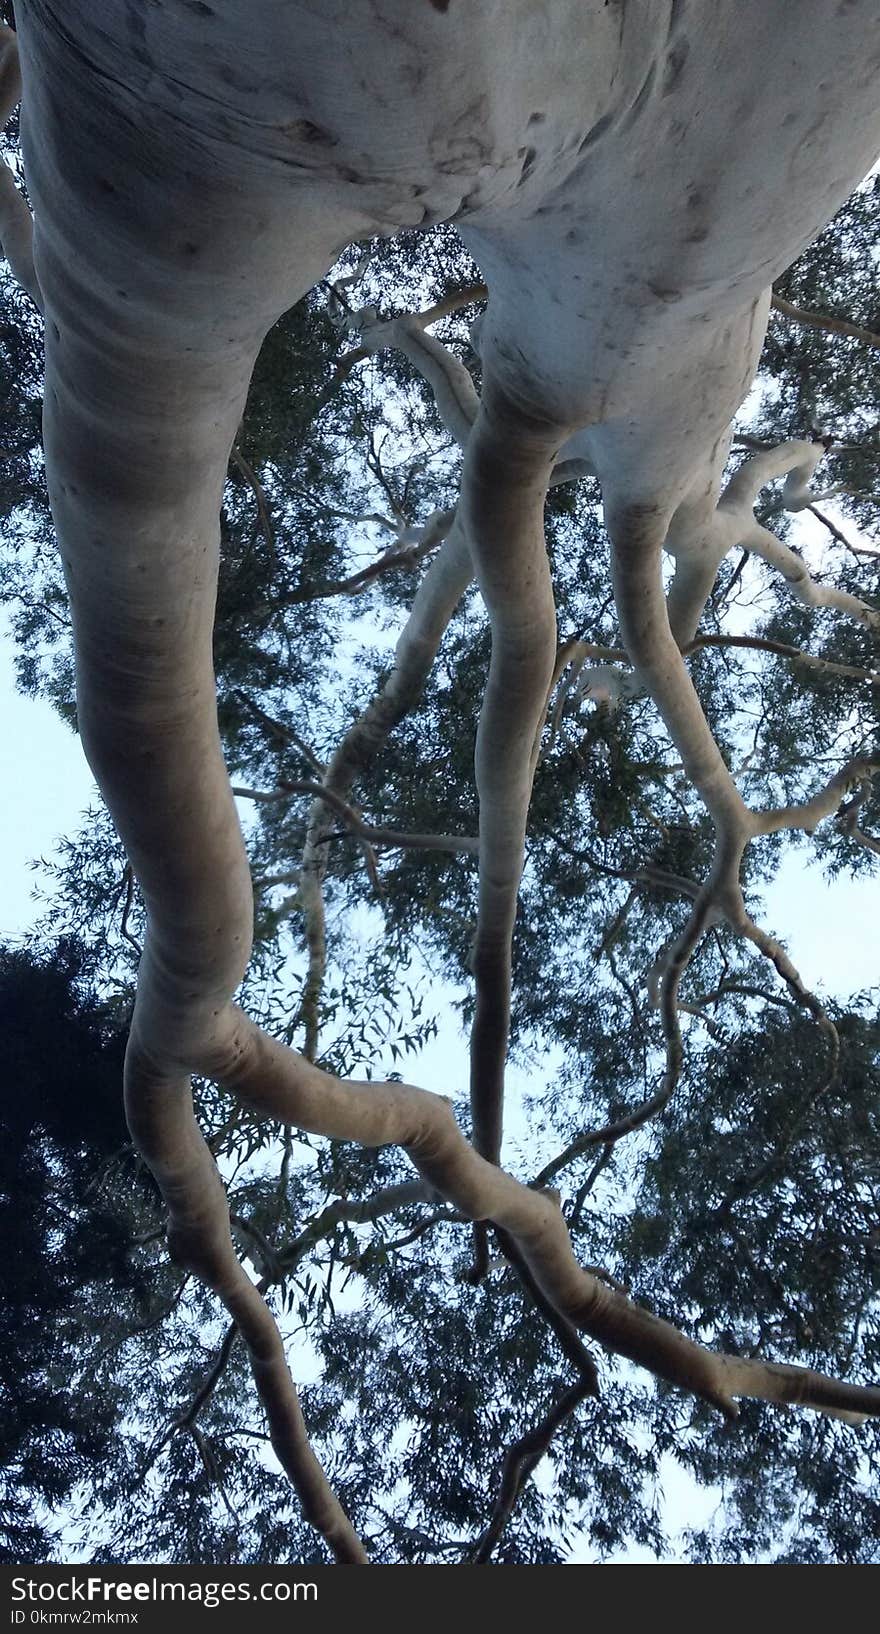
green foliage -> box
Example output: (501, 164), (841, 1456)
(0, 941), (142, 1561)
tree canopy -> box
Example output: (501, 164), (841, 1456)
(0, 4), (878, 1567)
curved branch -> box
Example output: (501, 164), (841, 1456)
(166, 1178), (436, 1443)
(349, 307), (480, 448)
(273, 508), (453, 605)
(469, 1379), (592, 1564)
(564, 632), (880, 691)
(234, 778), (479, 856)
(125, 1045), (367, 1563)
(329, 281), (487, 392)
(204, 1011), (880, 1424)
(228, 445), (276, 566)
(665, 438), (880, 643)
(743, 520), (880, 630)
(755, 756), (879, 837)
(771, 291), (880, 353)
(681, 633), (880, 688)
(837, 783), (880, 857)
(807, 504), (880, 559)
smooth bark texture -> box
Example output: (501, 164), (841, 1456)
(5, 1), (880, 1558)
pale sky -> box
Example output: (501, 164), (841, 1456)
(0, 623), (99, 939)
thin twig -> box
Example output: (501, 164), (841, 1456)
(232, 690), (326, 776)
(228, 446), (276, 568)
(233, 777), (480, 856)
(119, 864), (142, 956)
(469, 1378), (592, 1564)
(807, 504), (880, 559)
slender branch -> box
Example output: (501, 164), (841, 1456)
(716, 939), (841, 1225)
(494, 1227), (601, 1391)
(377, 1208), (459, 1253)
(275, 1179), (436, 1275)
(682, 633), (880, 688)
(466, 1225), (597, 1559)
(232, 690), (326, 777)
(190, 1425), (240, 1526)
(771, 292), (880, 352)
(230, 1211), (279, 1279)
(569, 1146), (615, 1228)
(416, 283), (488, 328)
(534, 881), (719, 1189)
(733, 912), (840, 1093)
(296, 515), (472, 1057)
(556, 834), (702, 904)
(233, 777), (479, 856)
(565, 632), (880, 690)
(165, 1180), (436, 1441)
(272, 510), (452, 605)
(291, 280), (591, 1064)
(595, 885), (638, 960)
(228, 446), (276, 566)
(694, 980), (801, 1017)
(807, 503), (880, 559)
(125, 1048), (368, 1563)
(676, 999), (727, 1041)
(172, 1322), (239, 1439)
(119, 864), (142, 956)
(87, 1278), (189, 1371)
(469, 1378), (592, 1564)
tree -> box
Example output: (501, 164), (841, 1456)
(0, 3), (879, 1564)
(0, 941), (140, 1563)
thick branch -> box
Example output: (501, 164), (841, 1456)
(125, 1046), (367, 1563)
(665, 439), (880, 643)
(755, 757), (879, 837)
(462, 380), (562, 1162)
(198, 1012), (880, 1425)
(744, 519), (879, 630)
(0, 27), (41, 309)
